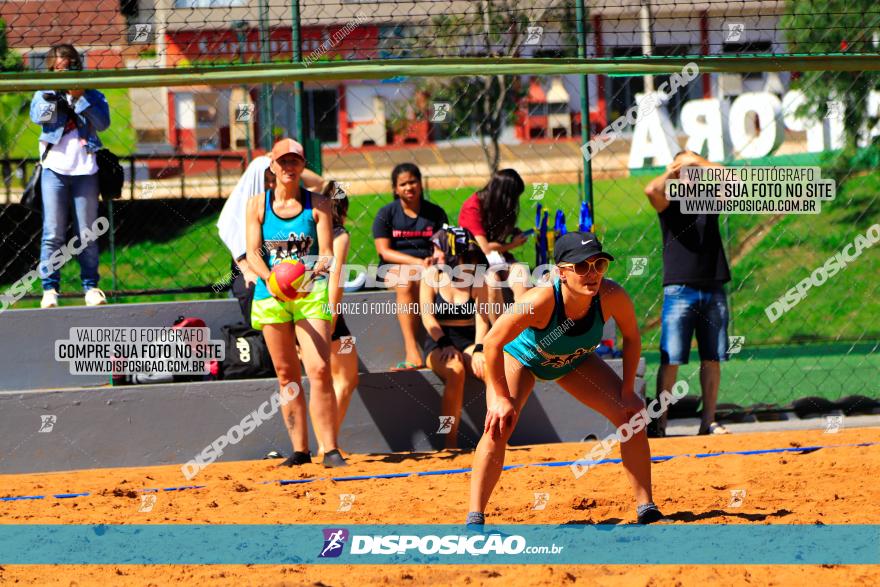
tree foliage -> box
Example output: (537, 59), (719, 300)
(412, 1), (577, 173)
(0, 19), (28, 166)
(781, 0), (880, 158)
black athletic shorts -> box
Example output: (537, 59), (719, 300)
(424, 323), (476, 355)
(331, 313), (351, 342)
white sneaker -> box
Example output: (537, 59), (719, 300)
(84, 288), (107, 306)
(40, 289), (59, 308)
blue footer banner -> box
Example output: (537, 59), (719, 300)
(0, 525), (877, 565)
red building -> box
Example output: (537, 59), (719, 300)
(0, 0), (128, 69)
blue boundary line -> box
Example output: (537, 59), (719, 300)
(1, 442), (876, 502)
(0, 485), (206, 502)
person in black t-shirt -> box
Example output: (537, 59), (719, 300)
(644, 150), (731, 437)
(373, 163), (449, 370)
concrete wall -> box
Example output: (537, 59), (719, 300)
(0, 292), (642, 475)
(0, 291), (618, 391)
(0, 366), (644, 475)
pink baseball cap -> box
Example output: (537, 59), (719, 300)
(270, 138), (305, 162)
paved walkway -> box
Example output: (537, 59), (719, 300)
(665, 413), (880, 436)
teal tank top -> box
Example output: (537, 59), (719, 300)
(504, 277), (605, 380)
(253, 188), (320, 301)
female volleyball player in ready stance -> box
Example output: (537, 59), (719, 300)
(466, 232), (665, 525)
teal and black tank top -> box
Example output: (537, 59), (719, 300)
(253, 188), (320, 301)
(504, 277), (605, 380)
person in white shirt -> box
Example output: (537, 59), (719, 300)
(29, 44), (111, 308)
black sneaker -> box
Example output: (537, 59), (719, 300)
(637, 505), (667, 525)
(646, 420), (666, 438)
(279, 451), (312, 466)
(322, 449), (348, 468)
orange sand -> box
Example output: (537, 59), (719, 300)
(1, 427), (878, 586)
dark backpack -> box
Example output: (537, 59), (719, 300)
(111, 315), (218, 386)
(220, 322), (275, 380)
(96, 148), (124, 201)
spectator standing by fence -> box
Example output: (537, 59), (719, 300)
(643, 150), (732, 436)
(30, 44), (110, 308)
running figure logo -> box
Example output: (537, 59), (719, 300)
(131, 24), (152, 43)
(530, 182), (548, 201)
(138, 494), (157, 513)
(332, 182), (351, 200)
(524, 26), (544, 45)
(319, 528), (349, 558)
(726, 23), (744, 42)
(628, 257), (648, 276)
(532, 492), (550, 510)
(235, 104), (255, 122)
(337, 494), (356, 512)
(431, 102), (451, 123)
(337, 336), (356, 355)
(727, 336), (745, 355)
(39, 415), (57, 433)
(729, 489), (747, 508)
(824, 415), (844, 434)
(38, 103), (56, 123)
(437, 416), (456, 434)
(825, 101), (844, 121)
(140, 180), (158, 198)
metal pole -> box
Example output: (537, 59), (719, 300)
(640, 0), (655, 92)
(234, 22), (253, 161)
(291, 0), (304, 142)
(108, 199), (117, 298)
(216, 156), (222, 198)
(259, 0), (273, 149)
(128, 157), (135, 199)
(575, 0), (594, 214)
(724, 215), (732, 334)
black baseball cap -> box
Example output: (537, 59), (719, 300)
(554, 231), (614, 265)
(431, 224), (487, 266)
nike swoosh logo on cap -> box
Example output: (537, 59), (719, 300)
(581, 239), (593, 245)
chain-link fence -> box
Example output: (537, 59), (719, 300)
(0, 0), (878, 411)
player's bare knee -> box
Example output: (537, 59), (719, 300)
(306, 362), (331, 383)
(447, 357), (466, 378)
(482, 435), (507, 453)
(275, 371), (298, 389)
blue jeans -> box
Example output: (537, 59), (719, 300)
(39, 168), (100, 292)
(660, 284), (729, 365)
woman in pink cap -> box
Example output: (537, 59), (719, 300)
(246, 138), (347, 468)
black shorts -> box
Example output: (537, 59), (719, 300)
(331, 313), (351, 342)
(424, 324), (476, 355)
(230, 265), (255, 329)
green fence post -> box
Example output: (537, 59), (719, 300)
(576, 0), (595, 216)
(304, 138), (322, 176)
(292, 0), (304, 143)
(108, 198), (117, 299)
(259, 0), (273, 149)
